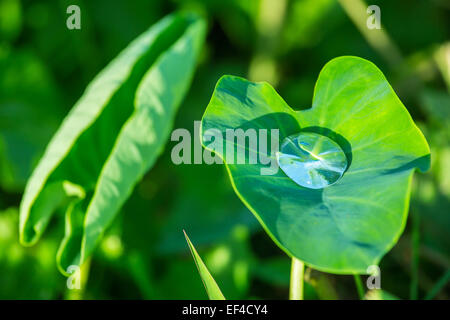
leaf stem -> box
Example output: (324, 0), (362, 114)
(337, 0), (403, 66)
(425, 269), (450, 300)
(353, 274), (365, 300)
(410, 209), (420, 300)
(289, 257), (305, 300)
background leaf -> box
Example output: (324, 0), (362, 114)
(365, 289), (400, 300)
(0, 49), (62, 192)
(184, 230), (226, 300)
(19, 12), (206, 274)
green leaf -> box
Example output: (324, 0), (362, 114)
(19, 12), (206, 275)
(0, 49), (62, 192)
(420, 88), (450, 128)
(184, 230), (226, 300)
(201, 56), (430, 274)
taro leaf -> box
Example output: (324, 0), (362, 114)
(184, 230), (226, 300)
(201, 56), (430, 274)
(19, 12), (206, 275)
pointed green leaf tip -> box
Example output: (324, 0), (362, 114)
(201, 56), (430, 274)
(183, 230), (226, 300)
(19, 12), (206, 275)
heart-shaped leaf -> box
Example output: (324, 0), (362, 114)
(201, 56), (430, 274)
(19, 12), (206, 274)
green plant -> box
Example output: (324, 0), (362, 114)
(190, 56), (430, 299)
(184, 230), (225, 300)
(19, 12), (206, 275)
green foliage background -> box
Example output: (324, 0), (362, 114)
(0, 0), (449, 299)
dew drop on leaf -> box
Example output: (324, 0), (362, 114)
(276, 132), (348, 189)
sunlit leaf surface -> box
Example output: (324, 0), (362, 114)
(201, 56), (430, 274)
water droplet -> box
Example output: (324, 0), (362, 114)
(276, 132), (348, 189)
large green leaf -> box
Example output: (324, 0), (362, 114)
(184, 230), (226, 300)
(201, 56), (430, 274)
(19, 12), (206, 275)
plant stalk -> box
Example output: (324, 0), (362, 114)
(353, 274), (365, 300)
(410, 209), (420, 299)
(289, 257), (305, 300)
(425, 270), (450, 300)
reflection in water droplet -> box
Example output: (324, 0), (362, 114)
(276, 132), (348, 189)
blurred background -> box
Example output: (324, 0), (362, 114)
(0, 0), (449, 299)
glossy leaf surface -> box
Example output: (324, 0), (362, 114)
(201, 56), (430, 274)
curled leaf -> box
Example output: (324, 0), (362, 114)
(20, 12), (206, 274)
